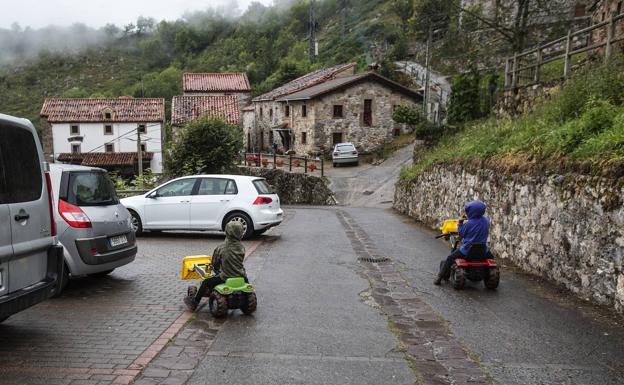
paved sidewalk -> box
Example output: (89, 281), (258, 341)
(0, 232), (257, 385)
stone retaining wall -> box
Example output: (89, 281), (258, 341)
(394, 164), (624, 313)
(238, 167), (336, 205)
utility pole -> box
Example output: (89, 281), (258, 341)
(309, 0), (317, 61)
(423, 25), (432, 120)
(137, 129), (143, 177)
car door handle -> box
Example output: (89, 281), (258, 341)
(220, 199), (231, 202)
(14, 213), (30, 221)
(180, 200), (190, 203)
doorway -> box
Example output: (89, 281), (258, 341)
(332, 132), (343, 146)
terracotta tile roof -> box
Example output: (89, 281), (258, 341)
(276, 72), (422, 102)
(172, 95), (241, 126)
(242, 105), (255, 112)
(57, 152), (153, 166)
(253, 63), (357, 102)
(41, 98), (165, 123)
(183, 73), (251, 92)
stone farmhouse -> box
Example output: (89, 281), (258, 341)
(182, 72), (251, 111)
(40, 97), (165, 174)
(589, 0), (624, 49)
(245, 63), (422, 155)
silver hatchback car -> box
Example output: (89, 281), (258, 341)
(49, 164), (136, 290)
(332, 142), (359, 167)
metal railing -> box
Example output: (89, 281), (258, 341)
(504, 13), (624, 88)
(241, 152), (325, 177)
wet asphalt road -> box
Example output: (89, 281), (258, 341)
(187, 143), (624, 385)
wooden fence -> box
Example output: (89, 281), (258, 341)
(242, 152), (325, 176)
(505, 13), (624, 88)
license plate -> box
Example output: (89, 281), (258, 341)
(109, 235), (128, 247)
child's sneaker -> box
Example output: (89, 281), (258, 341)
(184, 296), (197, 311)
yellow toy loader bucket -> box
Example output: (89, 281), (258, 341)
(440, 219), (459, 235)
(181, 255), (212, 280)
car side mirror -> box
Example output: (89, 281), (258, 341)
(147, 192), (159, 199)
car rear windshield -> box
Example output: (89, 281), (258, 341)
(253, 179), (273, 194)
(337, 144), (355, 151)
(0, 122), (42, 204)
(67, 171), (119, 206)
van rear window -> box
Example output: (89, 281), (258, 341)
(67, 172), (119, 206)
(0, 123), (42, 204)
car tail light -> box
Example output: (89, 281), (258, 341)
(352, 151), (358, 155)
(253, 196), (273, 205)
(45, 172), (57, 236)
(58, 199), (92, 228)
(333, 152), (339, 156)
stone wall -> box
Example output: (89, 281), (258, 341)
(394, 164), (624, 313)
(495, 83), (558, 117)
(238, 166), (336, 206)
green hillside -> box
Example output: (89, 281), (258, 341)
(0, 0), (412, 131)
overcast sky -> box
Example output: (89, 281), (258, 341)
(1, 0), (274, 29)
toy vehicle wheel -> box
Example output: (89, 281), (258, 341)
(240, 293), (257, 315)
(439, 260), (450, 281)
(449, 234), (458, 251)
(451, 264), (466, 290)
(485, 267), (500, 290)
(209, 292), (229, 318)
(187, 285), (198, 298)
(129, 210), (143, 236)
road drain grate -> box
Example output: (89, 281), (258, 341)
(358, 256), (391, 263)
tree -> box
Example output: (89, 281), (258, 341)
(392, 105), (424, 128)
(136, 16), (156, 36)
(391, 0), (414, 32)
(168, 116), (243, 177)
(447, 69), (482, 124)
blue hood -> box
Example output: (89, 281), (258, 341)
(464, 201), (487, 219)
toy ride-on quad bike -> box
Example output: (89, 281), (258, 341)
(181, 255), (257, 317)
(436, 219), (500, 290)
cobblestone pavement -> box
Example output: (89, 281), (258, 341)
(0, 232), (258, 385)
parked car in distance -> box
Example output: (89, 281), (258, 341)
(332, 142), (359, 167)
(0, 113), (64, 323)
(121, 175), (283, 239)
(49, 164), (136, 291)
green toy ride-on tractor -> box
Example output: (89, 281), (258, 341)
(182, 255), (257, 317)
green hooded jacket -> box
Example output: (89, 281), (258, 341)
(212, 221), (247, 280)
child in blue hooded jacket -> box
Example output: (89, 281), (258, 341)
(434, 200), (492, 285)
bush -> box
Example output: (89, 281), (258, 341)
(392, 105), (423, 128)
(168, 116), (242, 177)
(447, 69), (483, 124)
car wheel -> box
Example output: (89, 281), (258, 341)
(240, 293), (257, 315)
(88, 269), (115, 278)
(333, 162), (337, 167)
(209, 292), (229, 318)
(129, 210), (143, 236)
(224, 212), (254, 240)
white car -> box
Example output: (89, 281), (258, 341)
(332, 142), (359, 166)
(121, 175), (283, 239)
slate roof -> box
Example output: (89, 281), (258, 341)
(276, 72), (422, 102)
(171, 95), (241, 126)
(183, 73), (251, 92)
(41, 98), (165, 123)
(57, 152), (153, 166)
(253, 63), (357, 102)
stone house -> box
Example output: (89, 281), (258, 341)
(171, 95), (241, 131)
(182, 72), (251, 111)
(40, 97), (165, 174)
(246, 63), (357, 153)
(589, 0), (624, 50)
(248, 70), (422, 155)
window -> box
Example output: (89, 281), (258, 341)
(260, 107), (263, 117)
(156, 178), (196, 197)
(285, 105), (290, 117)
(104, 125), (113, 135)
(140, 143), (147, 152)
(270, 108), (273, 119)
(332, 132), (343, 145)
(0, 122), (43, 204)
(70, 125), (80, 135)
(253, 179), (273, 194)
(393, 128), (401, 137)
(197, 178), (238, 195)
(105, 143), (114, 153)
(269, 131), (274, 144)
(104, 112), (112, 120)
(363, 99), (373, 126)
(138, 124), (147, 134)
(618, 2), (623, 15)
(333, 105), (343, 118)
(71, 144), (81, 154)
(65, 171), (119, 206)
(301, 132), (307, 144)
(574, 4), (586, 17)
(302, 105), (307, 117)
